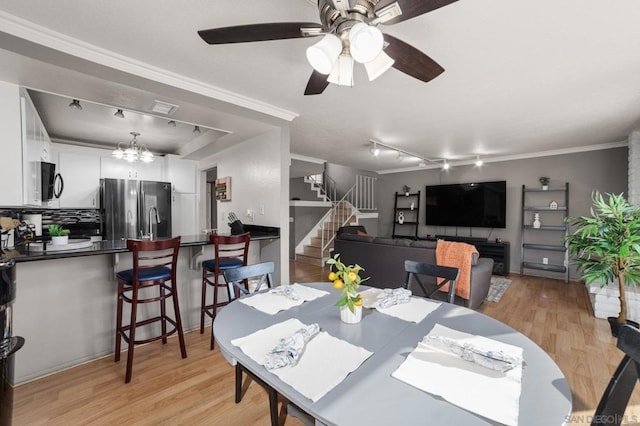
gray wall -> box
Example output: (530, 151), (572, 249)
(290, 177), (323, 201)
(376, 147), (628, 279)
(289, 205), (331, 259)
(325, 163), (379, 198)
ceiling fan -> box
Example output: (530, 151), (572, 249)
(198, 0), (459, 95)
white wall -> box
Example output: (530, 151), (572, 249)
(199, 128), (290, 284)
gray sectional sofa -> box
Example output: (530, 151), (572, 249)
(332, 233), (494, 310)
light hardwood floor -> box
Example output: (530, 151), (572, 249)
(12, 262), (640, 425)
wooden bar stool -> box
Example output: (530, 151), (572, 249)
(115, 236), (187, 383)
(201, 232), (250, 349)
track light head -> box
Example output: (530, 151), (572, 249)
(114, 109), (125, 119)
(193, 125), (201, 134)
(69, 99), (82, 110)
(370, 142), (380, 157)
(442, 160), (450, 170)
(475, 155), (483, 167)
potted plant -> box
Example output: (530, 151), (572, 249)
(539, 177), (550, 190)
(48, 224), (70, 245)
(402, 185), (411, 196)
(566, 192), (640, 336)
(327, 254), (369, 324)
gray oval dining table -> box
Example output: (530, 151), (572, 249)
(213, 283), (572, 425)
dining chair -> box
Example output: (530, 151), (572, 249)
(222, 262), (279, 425)
(114, 236), (187, 383)
(201, 232), (250, 349)
(404, 259), (460, 304)
(592, 324), (640, 426)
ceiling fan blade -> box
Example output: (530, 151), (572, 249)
(375, 0), (459, 25)
(198, 23), (323, 44)
(304, 71), (330, 96)
(383, 34), (444, 82)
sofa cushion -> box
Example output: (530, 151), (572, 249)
(338, 233), (376, 243)
(410, 240), (437, 249)
(373, 237), (412, 247)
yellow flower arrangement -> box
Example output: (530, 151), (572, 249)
(326, 254), (368, 313)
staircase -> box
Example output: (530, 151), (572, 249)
(296, 201), (357, 266)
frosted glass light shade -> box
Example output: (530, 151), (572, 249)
(327, 54), (354, 87)
(349, 23), (384, 64)
(306, 34), (342, 75)
(365, 51), (395, 81)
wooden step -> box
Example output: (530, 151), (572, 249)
(303, 245), (332, 258)
(295, 253), (325, 266)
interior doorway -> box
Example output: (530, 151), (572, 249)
(205, 168), (217, 230)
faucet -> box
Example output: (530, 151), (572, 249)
(148, 207), (160, 240)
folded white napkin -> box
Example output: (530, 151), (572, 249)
(375, 288), (412, 308)
(392, 324), (523, 426)
(264, 323), (320, 369)
(360, 288), (441, 323)
(238, 283), (330, 315)
(232, 318), (372, 402)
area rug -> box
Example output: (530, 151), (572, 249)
(486, 277), (513, 303)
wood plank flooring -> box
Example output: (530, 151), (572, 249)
(12, 263), (640, 425)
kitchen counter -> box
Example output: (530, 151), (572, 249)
(3, 227), (280, 263)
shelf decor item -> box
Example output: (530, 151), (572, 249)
(48, 224), (70, 245)
(402, 185), (410, 196)
(215, 176), (231, 201)
(326, 254), (368, 324)
(566, 192), (640, 336)
(532, 213), (541, 229)
(398, 211), (405, 224)
(539, 176), (550, 190)
(549, 200), (558, 210)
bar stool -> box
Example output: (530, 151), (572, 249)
(201, 232), (250, 349)
(115, 236), (187, 383)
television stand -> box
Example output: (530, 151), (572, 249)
(434, 235), (510, 276)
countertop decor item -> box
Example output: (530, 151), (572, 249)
(326, 254), (368, 322)
(566, 192), (640, 336)
(48, 224), (70, 246)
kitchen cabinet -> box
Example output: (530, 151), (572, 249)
(171, 193), (198, 236)
(100, 157), (163, 181)
(58, 153), (101, 208)
(21, 90), (52, 206)
(164, 155), (197, 193)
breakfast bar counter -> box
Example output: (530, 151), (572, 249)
(6, 226), (281, 384)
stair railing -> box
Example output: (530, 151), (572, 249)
(319, 185), (357, 263)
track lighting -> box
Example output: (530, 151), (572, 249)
(442, 160), (450, 170)
(475, 156), (483, 167)
(114, 109), (125, 119)
(168, 120), (176, 127)
(193, 125), (201, 134)
(370, 142), (380, 157)
(68, 99), (82, 110)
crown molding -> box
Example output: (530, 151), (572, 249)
(0, 11), (299, 122)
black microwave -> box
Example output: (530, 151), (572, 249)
(40, 162), (64, 201)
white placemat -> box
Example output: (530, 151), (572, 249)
(392, 324), (523, 426)
(238, 283), (329, 315)
(232, 318), (372, 402)
(360, 288), (441, 323)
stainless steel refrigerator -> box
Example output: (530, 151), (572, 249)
(101, 178), (172, 240)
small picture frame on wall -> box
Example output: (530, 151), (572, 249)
(215, 176), (231, 201)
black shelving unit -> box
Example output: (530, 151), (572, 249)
(520, 182), (569, 282)
(392, 191), (420, 239)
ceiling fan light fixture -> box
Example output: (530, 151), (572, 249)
(349, 23), (384, 64)
(364, 50), (395, 81)
(327, 54), (354, 87)
(306, 34), (342, 75)
(69, 99), (82, 110)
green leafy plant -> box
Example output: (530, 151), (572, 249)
(402, 185), (411, 194)
(566, 192), (640, 324)
(48, 224), (70, 237)
(326, 254), (369, 313)
(539, 177), (550, 186)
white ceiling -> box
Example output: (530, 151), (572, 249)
(0, 0), (639, 172)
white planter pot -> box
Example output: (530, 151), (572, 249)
(340, 305), (362, 324)
(542, 185), (549, 191)
(51, 236), (68, 246)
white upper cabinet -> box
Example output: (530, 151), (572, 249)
(59, 152), (101, 208)
(100, 156), (163, 181)
(164, 155), (197, 193)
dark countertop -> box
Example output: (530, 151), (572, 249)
(3, 227), (280, 263)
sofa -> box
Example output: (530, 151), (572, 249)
(332, 233), (494, 310)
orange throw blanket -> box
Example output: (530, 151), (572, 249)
(435, 240), (479, 300)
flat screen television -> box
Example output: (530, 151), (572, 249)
(425, 180), (507, 228)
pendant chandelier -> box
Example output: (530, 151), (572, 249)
(112, 132), (154, 163)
